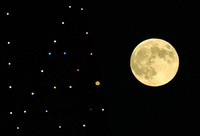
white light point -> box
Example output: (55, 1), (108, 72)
(62, 22), (65, 25)
(59, 125), (62, 129)
(24, 110), (26, 113)
(8, 62), (11, 65)
(9, 86), (12, 89)
(45, 109), (48, 113)
(10, 112), (13, 115)
(41, 70), (44, 73)
(17, 126), (20, 130)
(69, 5), (71, 8)
(81, 8), (84, 11)
(54, 40), (57, 43)
(7, 41), (11, 44)
(83, 124), (86, 127)
(6, 12), (10, 15)
(69, 85), (72, 89)
(31, 92), (35, 96)
(102, 108), (105, 111)
(54, 86), (56, 89)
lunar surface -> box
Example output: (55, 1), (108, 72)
(130, 38), (179, 87)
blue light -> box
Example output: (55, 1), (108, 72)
(63, 52), (67, 55)
(48, 52), (52, 55)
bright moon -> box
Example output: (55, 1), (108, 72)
(130, 38), (179, 87)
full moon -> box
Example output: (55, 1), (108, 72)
(130, 38), (179, 87)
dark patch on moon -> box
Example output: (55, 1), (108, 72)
(135, 47), (149, 62)
(132, 60), (157, 79)
(150, 46), (175, 63)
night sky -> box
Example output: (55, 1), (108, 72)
(0, 0), (200, 135)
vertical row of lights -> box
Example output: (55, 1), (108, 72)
(7, 11), (13, 116)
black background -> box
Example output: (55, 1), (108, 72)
(0, 0), (200, 135)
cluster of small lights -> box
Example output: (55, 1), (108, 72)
(3, 4), (103, 133)
(88, 108), (104, 112)
(48, 51), (67, 56)
(18, 123), (84, 129)
(16, 123), (89, 130)
(9, 109), (51, 115)
(7, 12), (13, 119)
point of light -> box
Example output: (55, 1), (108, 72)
(95, 81), (100, 86)
(102, 108), (105, 111)
(63, 52), (67, 55)
(59, 125), (62, 129)
(10, 112), (13, 115)
(89, 108), (92, 111)
(45, 109), (48, 113)
(41, 70), (44, 73)
(54, 40), (57, 43)
(8, 62), (11, 65)
(9, 86), (12, 89)
(7, 41), (10, 44)
(69, 85), (72, 89)
(24, 110), (26, 113)
(81, 8), (84, 11)
(62, 22), (65, 24)
(76, 68), (80, 72)
(83, 124), (86, 127)
(90, 52), (93, 56)
(54, 86), (56, 89)
(48, 52), (52, 55)
(17, 127), (20, 130)
(86, 32), (89, 35)
(69, 5), (71, 8)
(31, 92), (34, 96)
(6, 12), (10, 15)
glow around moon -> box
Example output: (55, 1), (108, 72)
(130, 38), (179, 87)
